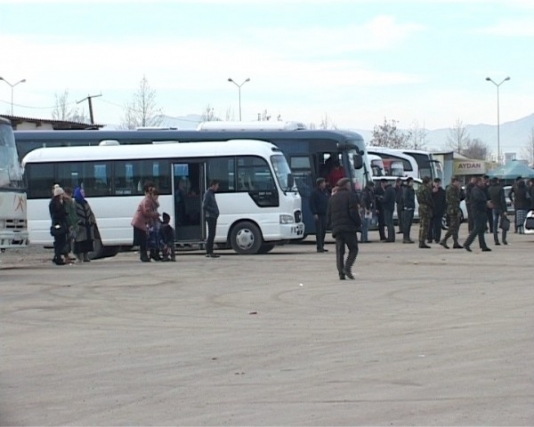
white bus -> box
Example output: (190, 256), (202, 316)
(22, 139), (304, 256)
(368, 147), (443, 181)
(0, 117), (28, 250)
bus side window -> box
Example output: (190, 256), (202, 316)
(26, 163), (55, 199)
(236, 156), (278, 207)
(207, 157), (235, 193)
(290, 156), (313, 197)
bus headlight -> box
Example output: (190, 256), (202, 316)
(279, 214), (295, 224)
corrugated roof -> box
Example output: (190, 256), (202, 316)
(0, 114), (103, 129)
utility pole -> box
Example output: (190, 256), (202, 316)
(77, 94), (102, 124)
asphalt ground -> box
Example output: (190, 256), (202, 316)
(1, 229), (533, 426)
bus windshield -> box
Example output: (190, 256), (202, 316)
(271, 154), (293, 192)
(0, 123), (24, 189)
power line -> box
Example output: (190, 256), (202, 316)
(0, 99), (77, 110)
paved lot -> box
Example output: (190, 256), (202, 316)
(1, 231), (534, 426)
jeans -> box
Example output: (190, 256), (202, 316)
(377, 209), (386, 241)
(315, 215), (327, 250)
(464, 212), (488, 249)
(492, 209), (507, 243)
(206, 216), (217, 254)
(428, 215), (443, 243)
(53, 232), (67, 261)
(335, 232), (359, 277)
(384, 209), (395, 242)
(402, 209), (414, 241)
(360, 215), (370, 243)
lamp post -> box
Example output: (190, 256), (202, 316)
(227, 77), (250, 121)
(0, 77), (26, 115)
(485, 76), (510, 164)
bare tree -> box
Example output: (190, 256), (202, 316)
(319, 113), (337, 130)
(200, 104), (218, 122)
(447, 119), (470, 153)
(521, 127), (534, 166)
(258, 110), (272, 121)
(51, 89), (89, 123)
(225, 106), (235, 121)
(121, 75), (162, 129)
(407, 120), (426, 150)
(463, 138), (490, 160)
(308, 122), (317, 130)
(369, 118), (410, 149)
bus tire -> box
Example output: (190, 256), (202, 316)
(230, 221), (262, 255)
(102, 246), (120, 258)
(257, 243), (275, 254)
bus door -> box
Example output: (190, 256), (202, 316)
(289, 155), (314, 235)
(172, 162), (206, 242)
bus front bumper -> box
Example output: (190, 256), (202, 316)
(0, 230), (29, 249)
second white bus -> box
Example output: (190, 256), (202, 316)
(22, 139), (304, 256)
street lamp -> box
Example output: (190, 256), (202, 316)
(227, 77), (250, 121)
(485, 76), (510, 164)
(0, 77), (26, 116)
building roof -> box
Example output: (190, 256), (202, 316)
(0, 114), (104, 130)
(487, 159), (534, 179)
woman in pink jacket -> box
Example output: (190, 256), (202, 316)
(131, 182), (160, 262)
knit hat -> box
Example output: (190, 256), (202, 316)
(53, 185), (65, 197)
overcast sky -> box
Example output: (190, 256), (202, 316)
(1, 0), (532, 131)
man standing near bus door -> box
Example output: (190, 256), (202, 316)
(309, 178), (329, 253)
(326, 178), (361, 280)
(203, 180), (220, 258)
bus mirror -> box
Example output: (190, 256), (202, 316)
(288, 173), (295, 189)
(353, 154), (363, 169)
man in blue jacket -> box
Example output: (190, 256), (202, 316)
(309, 178), (329, 252)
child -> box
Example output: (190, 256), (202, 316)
(160, 212), (176, 262)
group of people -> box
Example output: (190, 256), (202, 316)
(311, 174), (534, 280)
(49, 184), (99, 266)
(131, 182), (176, 263)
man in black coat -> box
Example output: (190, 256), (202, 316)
(326, 178), (361, 280)
(428, 178), (446, 243)
(463, 176), (491, 252)
(374, 180), (386, 241)
(394, 178), (404, 234)
(401, 177), (416, 243)
(309, 177), (329, 253)
(381, 179), (396, 242)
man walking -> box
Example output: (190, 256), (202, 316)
(401, 177), (415, 243)
(374, 179), (386, 241)
(488, 177), (508, 245)
(428, 178), (446, 244)
(381, 179), (396, 242)
(416, 176), (434, 249)
(360, 181), (375, 243)
(465, 176), (477, 232)
(326, 178), (361, 280)
(309, 178), (329, 252)
(439, 177), (463, 249)
(483, 175), (493, 233)
(463, 176), (491, 252)
(395, 178), (404, 234)
(202, 180), (220, 258)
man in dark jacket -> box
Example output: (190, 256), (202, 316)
(488, 177), (508, 245)
(465, 176), (477, 232)
(463, 176), (491, 252)
(202, 180), (220, 258)
(374, 180), (386, 241)
(440, 177), (463, 249)
(428, 178), (446, 244)
(360, 181), (375, 243)
(309, 178), (329, 252)
(401, 177), (416, 243)
(326, 178), (361, 280)
(483, 175), (493, 233)
(394, 178), (404, 234)
(381, 179), (396, 242)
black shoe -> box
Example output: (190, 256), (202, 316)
(53, 257), (66, 266)
(419, 242), (431, 249)
(503, 240), (508, 245)
(464, 245), (472, 252)
(206, 254), (220, 258)
(453, 243), (463, 249)
(141, 257), (151, 262)
(397, 231), (403, 234)
(494, 241), (501, 246)
(427, 239), (433, 244)
(344, 269), (355, 280)
(481, 247), (492, 252)
(403, 239), (413, 244)
(339, 274), (346, 280)
(439, 240), (450, 249)
(317, 248), (329, 253)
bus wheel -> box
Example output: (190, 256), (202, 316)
(257, 244), (275, 254)
(230, 221), (262, 254)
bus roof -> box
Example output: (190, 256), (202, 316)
(197, 121), (307, 131)
(22, 139), (283, 164)
(0, 117), (12, 126)
(15, 128), (365, 144)
(367, 147), (415, 160)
